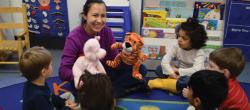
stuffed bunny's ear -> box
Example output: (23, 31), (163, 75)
(95, 36), (100, 40)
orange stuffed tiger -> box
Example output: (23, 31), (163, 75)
(106, 32), (147, 80)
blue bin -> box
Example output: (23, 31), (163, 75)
(106, 6), (131, 42)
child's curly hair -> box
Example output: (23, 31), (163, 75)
(77, 70), (115, 110)
(180, 18), (208, 49)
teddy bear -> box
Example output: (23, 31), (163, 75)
(106, 32), (147, 80)
(73, 36), (106, 88)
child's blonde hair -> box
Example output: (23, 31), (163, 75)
(19, 46), (52, 81)
(209, 47), (245, 78)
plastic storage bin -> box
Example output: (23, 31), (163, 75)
(105, 1), (131, 42)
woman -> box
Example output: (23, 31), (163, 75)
(59, 0), (147, 98)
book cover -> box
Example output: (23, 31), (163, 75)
(199, 19), (218, 30)
(166, 18), (186, 28)
(143, 10), (168, 19)
(142, 45), (166, 60)
(143, 17), (167, 28)
(142, 29), (164, 38)
(193, 2), (225, 20)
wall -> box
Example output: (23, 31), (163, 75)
(0, 0), (15, 39)
(130, 0), (143, 34)
(1, 0), (143, 35)
(67, 0), (86, 31)
(1, 0), (225, 36)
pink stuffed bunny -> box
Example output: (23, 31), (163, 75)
(73, 36), (106, 88)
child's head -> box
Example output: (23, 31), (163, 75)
(19, 46), (53, 81)
(188, 70), (228, 110)
(178, 18), (208, 50)
(209, 47), (245, 78)
(77, 70), (115, 110)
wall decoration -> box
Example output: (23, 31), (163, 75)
(23, 0), (69, 37)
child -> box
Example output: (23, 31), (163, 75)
(77, 70), (115, 110)
(148, 18), (208, 93)
(208, 47), (250, 110)
(186, 70), (228, 110)
(20, 46), (77, 110)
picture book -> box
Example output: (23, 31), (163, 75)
(166, 18), (186, 28)
(199, 19), (218, 30)
(143, 10), (168, 19)
(193, 2), (225, 20)
(143, 17), (167, 28)
(142, 45), (166, 60)
(142, 29), (164, 38)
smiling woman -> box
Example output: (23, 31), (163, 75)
(59, 0), (117, 82)
(59, 0), (148, 98)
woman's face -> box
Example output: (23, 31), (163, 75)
(84, 3), (106, 35)
(178, 29), (192, 50)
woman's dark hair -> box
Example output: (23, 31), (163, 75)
(188, 70), (228, 110)
(81, 0), (106, 24)
(180, 18), (208, 49)
(77, 70), (114, 110)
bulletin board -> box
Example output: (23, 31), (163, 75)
(223, 0), (250, 61)
(23, 0), (69, 38)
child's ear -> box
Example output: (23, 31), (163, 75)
(193, 97), (201, 107)
(41, 68), (47, 76)
(223, 69), (230, 78)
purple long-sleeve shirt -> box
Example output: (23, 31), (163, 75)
(59, 25), (117, 81)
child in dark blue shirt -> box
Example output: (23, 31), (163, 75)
(21, 46), (77, 110)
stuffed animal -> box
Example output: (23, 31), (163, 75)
(106, 32), (147, 80)
(73, 36), (106, 88)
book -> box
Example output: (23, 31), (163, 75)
(142, 28), (164, 38)
(143, 10), (168, 19)
(199, 19), (218, 30)
(166, 18), (186, 28)
(142, 45), (166, 60)
(143, 10), (167, 28)
(143, 17), (167, 28)
(193, 2), (225, 20)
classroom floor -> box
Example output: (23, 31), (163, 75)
(0, 49), (250, 88)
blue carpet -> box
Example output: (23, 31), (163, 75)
(0, 77), (249, 110)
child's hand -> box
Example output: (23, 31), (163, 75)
(182, 87), (192, 99)
(65, 99), (78, 110)
(169, 73), (179, 79)
(171, 66), (179, 75)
